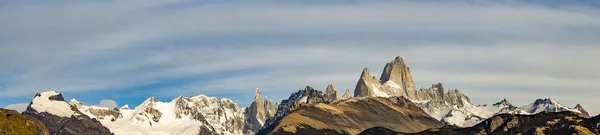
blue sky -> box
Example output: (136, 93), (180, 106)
(1, 0), (600, 115)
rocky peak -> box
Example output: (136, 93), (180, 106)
(254, 88), (262, 101)
(264, 97), (276, 118)
(360, 67), (371, 79)
(355, 67), (378, 97)
(172, 95), (185, 102)
(341, 89), (352, 100)
(354, 56), (417, 98)
(264, 86), (328, 129)
(69, 98), (83, 108)
(493, 98), (513, 107)
(324, 84), (339, 102)
(574, 104), (590, 118)
(23, 91), (114, 135)
(27, 91), (75, 118)
(432, 83), (445, 98)
(380, 56), (406, 83)
(533, 98), (558, 106)
(143, 97), (159, 105)
(243, 88), (269, 134)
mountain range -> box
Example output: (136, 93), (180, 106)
(0, 56), (595, 135)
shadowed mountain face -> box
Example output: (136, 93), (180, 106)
(359, 111), (600, 135)
(258, 96), (444, 135)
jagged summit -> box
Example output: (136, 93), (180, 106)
(379, 56), (416, 98)
(28, 91), (75, 118)
(493, 98), (513, 107)
(324, 83), (340, 102)
(243, 87), (275, 134)
(264, 86), (329, 129)
(574, 104), (590, 118)
(354, 56), (471, 116)
(354, 56), (427, 100)
(341, 88), (352, 100)
(23, 90), (113, 135)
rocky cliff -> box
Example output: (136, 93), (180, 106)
(341, 89), (352, 100)
(353, 57), (470, 108)
(264, 86), (329, 129)
(324, 84), (341, 102)
(244, 88), (276, 134)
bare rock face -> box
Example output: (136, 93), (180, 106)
(70, 99), (122, 122)
(379, 56), (417, 99)
(264, 98), (276, 118)
(341, 89), (352, 100)
(354, 67), (379, 97)
(324, 84), (340, 102)
(264, 86), (329, 129)
(574, 104), (590, 118)
(353, 56), (471, 108)
(23, 91), (114, 135)
(243, 88), (276, 134)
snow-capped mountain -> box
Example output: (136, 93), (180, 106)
(415, 98), (589, 127)
(22, 91), (114, 135)
(351, 56), (590, 127)
(518, 98), (581, 115)
(72, 94), (246, 135)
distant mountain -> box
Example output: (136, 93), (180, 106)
(79, 94), (246, 135)
(264, 86), (330, 128)
(352, 56), (590, 127)
(22, 91), (114, 135)
(243, 88), (276, 134)
(258, 96), (444, 135)
(359, 111), (599, 135)
(3, 56), (592, 135)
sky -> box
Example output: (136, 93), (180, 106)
(1, 0), (599, 115)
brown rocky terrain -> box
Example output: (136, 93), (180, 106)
(0, 108), (49, 135)
(258, 96), (444, 135)
(359, 111), (600, 135)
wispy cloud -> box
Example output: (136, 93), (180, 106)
(0, 0), (599, 114)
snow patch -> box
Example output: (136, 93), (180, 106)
(30, 91), (75, 117)
(371, 85), (390, 97)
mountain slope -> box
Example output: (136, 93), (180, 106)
(264, 86), (330, 129)
(0, 108), (49, 135)
(359, 111), (600, 135)
(258, 96), (444, 135)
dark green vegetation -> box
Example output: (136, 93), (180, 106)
(0, 108), (49, 135)
(359, 111), (600, 135)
